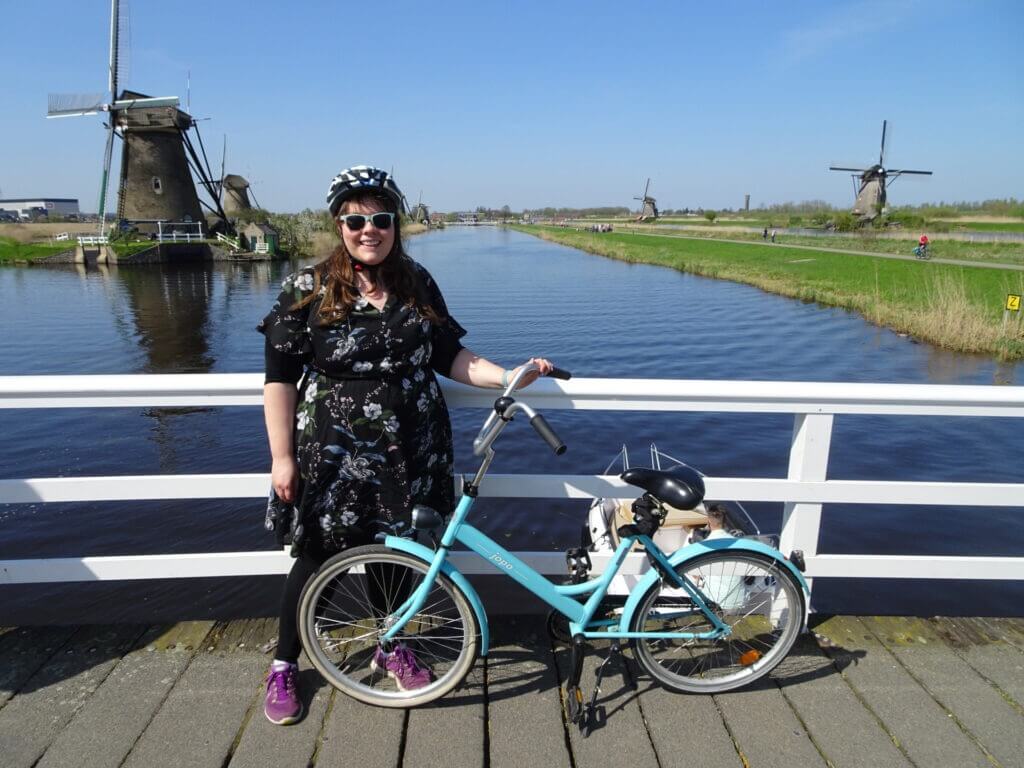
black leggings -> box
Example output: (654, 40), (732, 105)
(276, 541), (415, 664)
(276, 545), (329, 664)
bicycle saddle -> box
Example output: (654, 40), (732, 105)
(620, 465), (706, 510)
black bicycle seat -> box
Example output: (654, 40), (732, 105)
(620, 465), (706, 510)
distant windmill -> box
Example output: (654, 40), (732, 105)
(634, 178), (658, 221)
(409, 191), (430, 225)
(47, 0), (228, 236)
(829, 120), (932, 220)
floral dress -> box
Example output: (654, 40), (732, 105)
(258, 260), (466, 554)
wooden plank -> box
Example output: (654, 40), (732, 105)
(143, 620), (216, 652)
(207, 618), (279, 654)
(553, 641), (660, 768)
(0, 624), (145, 768)
(316, 686), (404, 768)
(0, 625), (78, 710)
(122, 652), (266, 768)
(772, 631), (911, 767)
(813, 616), (990, 768)
(404, 661), (486, 768)
(486, 616), (571, 768)
(933, 618), (1024, 712)
(863, 616), (1024, 768)
(35, 626), (194, 768)
(714, 676), (828, 768)
(630, 659), (742, 768)
(227, 662), (332, 768)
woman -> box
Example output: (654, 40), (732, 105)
(258, 165), (553, 725)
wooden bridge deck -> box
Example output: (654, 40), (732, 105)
(2, 615), (1023, 768)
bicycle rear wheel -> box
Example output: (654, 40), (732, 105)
(298, 545), (479, 708)
(630, 551), (804, 693)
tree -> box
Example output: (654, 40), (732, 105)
(501, 205), (511, 222)
(704, 210), (718, 223)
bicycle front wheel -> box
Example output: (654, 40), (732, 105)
(298, 545), (479, 708)
(630, 551), (804, 694)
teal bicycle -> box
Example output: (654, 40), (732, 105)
(298, 364), (809, 728)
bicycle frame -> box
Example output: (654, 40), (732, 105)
(381, 489), (731, 645)
(376, 362), (808, 651)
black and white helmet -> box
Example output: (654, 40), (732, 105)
(326, 165), (407, 217)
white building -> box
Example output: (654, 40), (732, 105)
(0, 198), (80, 219)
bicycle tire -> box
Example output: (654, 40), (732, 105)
(298, 544), (479, 708)
(630, 550), (804, 694)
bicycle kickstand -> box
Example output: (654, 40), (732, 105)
(564, 634), (587, 732)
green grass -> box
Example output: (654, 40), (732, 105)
(0, 237), (74, 263)
(941, 221), (1024, 233)
(516, 225), (1024, 360)
(615, 225), (1024, 265)
(110, 241), (158, 257)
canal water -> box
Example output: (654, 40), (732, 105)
(1, 227), (1021, 622)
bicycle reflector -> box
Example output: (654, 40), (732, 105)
(739, 650), (762, 667)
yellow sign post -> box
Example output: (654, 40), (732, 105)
(1003, 294), (1021, 336)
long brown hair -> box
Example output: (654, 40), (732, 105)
(295, 192), (440, 325)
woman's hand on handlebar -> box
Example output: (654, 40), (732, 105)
(271, 455), (299, 504)
(508, 357), (555, 389)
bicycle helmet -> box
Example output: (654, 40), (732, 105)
(327, 165), (407, 217)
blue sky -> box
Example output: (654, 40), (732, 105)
(2, 0), (1021, 213)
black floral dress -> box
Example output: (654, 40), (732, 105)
(258, 259), (466, 555)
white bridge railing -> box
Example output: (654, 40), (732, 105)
(76, 235), (109, 246)
(1, 375), (1022, 593)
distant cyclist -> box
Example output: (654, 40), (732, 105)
(914, 234), (930, 259)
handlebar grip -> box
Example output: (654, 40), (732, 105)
(530, 414), (567, 455)
(547, 367), (572, 380)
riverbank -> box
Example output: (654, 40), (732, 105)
(517, 225), (1024, 360)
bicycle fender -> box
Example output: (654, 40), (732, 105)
(618, 538), (810, 634)
(384, 536), (490, 657)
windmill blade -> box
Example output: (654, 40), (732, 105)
(219, 135), (226, 204)
(47, 93), (107, 118)
(643, 178), (651, 198)
(829, 166), (868, 172)
(888, 169), (933, 176)
(879, 119), (887, 166)
(108, 0), (121, 97)
(97, 122), (117, 237)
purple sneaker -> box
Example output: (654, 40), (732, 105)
(264, 661), (304, 725)
(370, 643), (433, 691)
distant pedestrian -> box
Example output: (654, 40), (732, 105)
(762, 227), (768, 241)
(771, 229), (777, 243)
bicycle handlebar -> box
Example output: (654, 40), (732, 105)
(471, 362), (571, 457)
(530, 413), (566, 455)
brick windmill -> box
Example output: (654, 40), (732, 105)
(47, 0), (228, 236)
(409, 191), (430, 225)
(634, 178), (659, 221)
(829, 121), (932, 221)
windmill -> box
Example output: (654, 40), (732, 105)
(409, 191), (430, 225)
(634, 178), (658, 221)
(221, 175), (254, 217)
(829, 120), (932, 220)
(47, 0), (228, 237)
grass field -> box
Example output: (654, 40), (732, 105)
(517, 225), (1024, 360)
(614, 224), (1024, 265)
(0, 237), (74, 263)
(942, 221), (1024, 233)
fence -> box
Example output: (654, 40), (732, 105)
(1, 375), (1022, 594)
